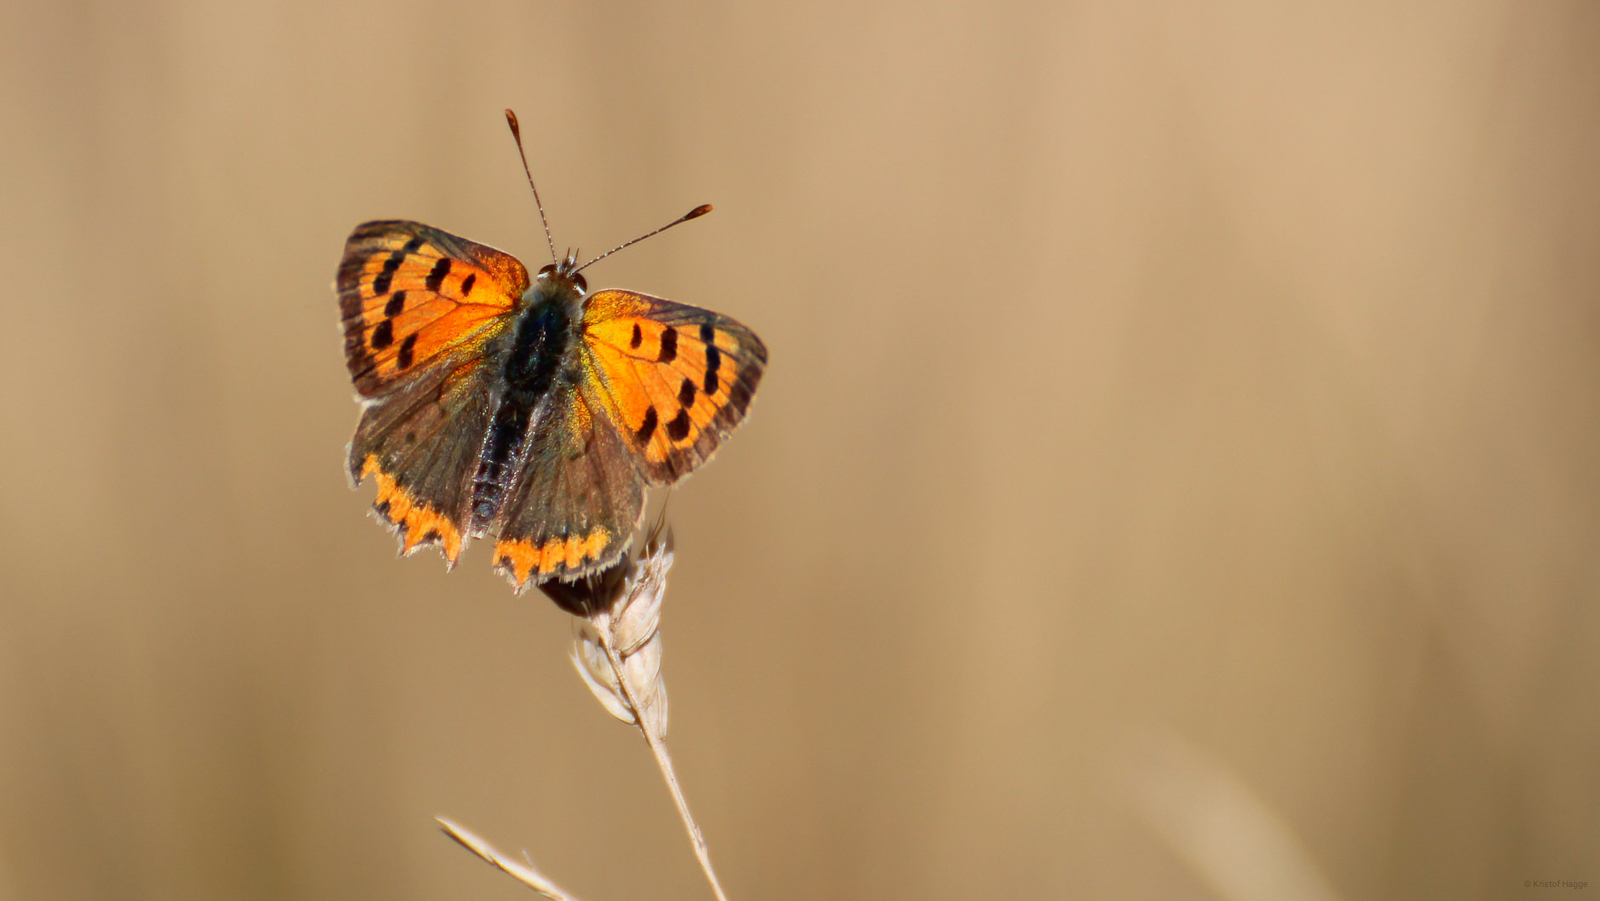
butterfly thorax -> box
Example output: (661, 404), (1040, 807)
(468, 270), (587, 530)
(504, 274), (584, 402)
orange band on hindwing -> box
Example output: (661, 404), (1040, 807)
(494, 530), (612, 587)
(361, 455), (465, 562)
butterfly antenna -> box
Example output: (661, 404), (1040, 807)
(504, 109), (559, 265)
(576, 204), (713, 274)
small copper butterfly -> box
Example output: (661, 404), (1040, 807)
(336, 110), (766, 589)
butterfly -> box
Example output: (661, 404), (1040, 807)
(336, 110), (766, 590)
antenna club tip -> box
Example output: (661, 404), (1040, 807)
(686, 204), (713, 220)
(504, 109), (521, 134)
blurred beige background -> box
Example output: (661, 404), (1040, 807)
(3, 1), (1597, 899)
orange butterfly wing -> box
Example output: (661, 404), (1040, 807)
(338, 220), (528, 396)
(337, 220), (530, 563)
(580, 289), (767, 484)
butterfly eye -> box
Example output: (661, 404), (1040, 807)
(571, 272), (587, 292)
(537, 263), (557, 277)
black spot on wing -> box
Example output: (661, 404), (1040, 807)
(658, 327), (677, 363)
(425, 258), (451, 293)
(635, 406), (658, 443)
(460, 272), (476, 297)
(373, 257), (400, 296)
(372, 236), (423, 296)
(384, 291), (406, 318)
(678, 378), (696, 408)
(630, 322), (642, 349)
(397, 333), (417, 370)
(701, 324), (721, 394)
(371, 319), (394, 349)
(666, 408), (692, 441)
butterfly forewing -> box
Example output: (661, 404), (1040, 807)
(338, 220), (527, 397)
(581, 290), (767, 484)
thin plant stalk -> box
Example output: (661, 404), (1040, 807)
(593, 610), (728, 901)
(443, 528), (733, 901)
(437, 817), (585, 901)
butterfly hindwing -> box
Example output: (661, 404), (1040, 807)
(338, 220), (527, 397)
(581, 289), (767, 484)
(348, 358), (500, 564)
(491, 380), (645, 588)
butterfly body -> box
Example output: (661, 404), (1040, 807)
(467, 263), (584, 529)
(338, 221), (765, 590)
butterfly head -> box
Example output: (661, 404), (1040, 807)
(536, 251), (588, 297)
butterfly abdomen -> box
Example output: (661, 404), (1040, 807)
(469, 290), (580, 528)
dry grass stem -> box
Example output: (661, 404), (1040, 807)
(436, 817), (585, 901)
(570, 539), (670, 734)
(562, 530), (731, 901)
(439, 529), (731, 901)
